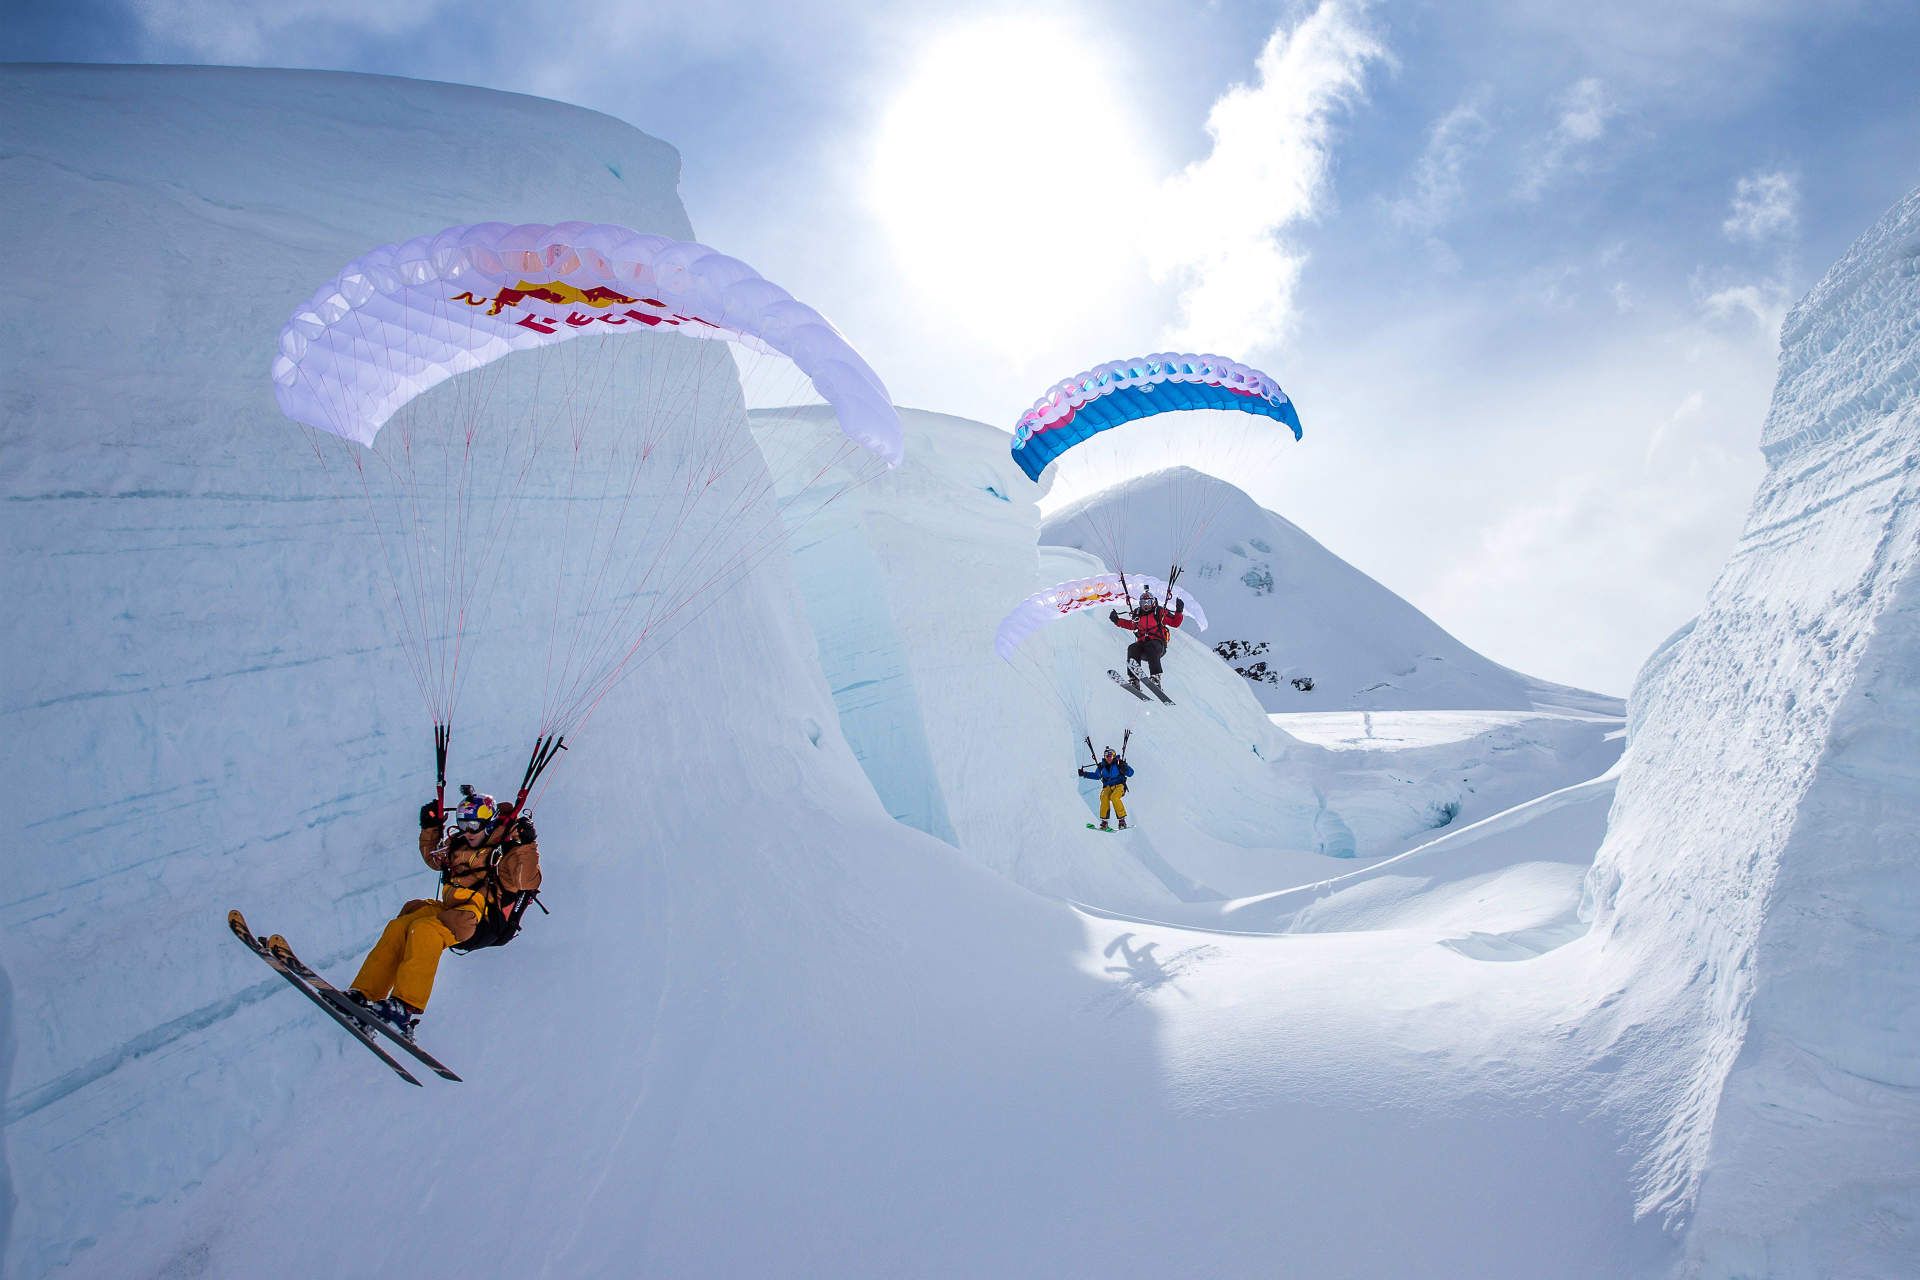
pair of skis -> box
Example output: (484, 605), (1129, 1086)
(229, 909), (460, 1087)
(1107, 668), (1174, 704)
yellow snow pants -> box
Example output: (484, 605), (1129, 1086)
(1099, 784), (1128, 820)
(350, 895), (481, 1012)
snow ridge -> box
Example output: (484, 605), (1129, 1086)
(1581, 182), (1920, 1269)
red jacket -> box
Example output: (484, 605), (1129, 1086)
(1112, 603), (1184, 644)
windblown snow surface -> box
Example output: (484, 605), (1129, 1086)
(3, 63), (1915, 1280)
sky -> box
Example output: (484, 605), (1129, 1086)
(9, 0), (1920, 694)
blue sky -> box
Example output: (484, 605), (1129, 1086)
(9, 0), (1919, 693)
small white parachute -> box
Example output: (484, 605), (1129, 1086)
(994, 573), (1208, 662)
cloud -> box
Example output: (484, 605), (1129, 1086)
(127, 0), (438, 62)
(1722, 168), (1799, 241)
(1517, 77), (1616, 200)
(1152, 0), (1389, 353)
(1645, 389), (1706, 463)
(1386, 93), (1493, 236)
(1700, 281), (1791, 336)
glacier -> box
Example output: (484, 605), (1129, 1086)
(3, 61), (1917, 1280)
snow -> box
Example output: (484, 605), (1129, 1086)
(1044, 466), (1624, 714)
(3, 61), (1916, 1280)
(1574, 184), (1920, 1273)
(760, 407), (1622, 912)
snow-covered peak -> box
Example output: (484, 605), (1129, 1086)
(1043, 465), (1620, 714)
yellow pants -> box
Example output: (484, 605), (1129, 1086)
(1099, 784), (1128, 820)
(350, 901), (473, 1012)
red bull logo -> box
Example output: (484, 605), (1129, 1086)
(1053, 583), (1126, 615)
(450, 279), (716, 337)
(452, 279), (645, 316)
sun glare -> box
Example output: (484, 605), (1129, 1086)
(869, 16), (1155, 351)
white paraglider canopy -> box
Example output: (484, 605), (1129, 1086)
(994, 572), (1207, 662)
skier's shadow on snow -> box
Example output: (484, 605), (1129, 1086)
(1102, 933), (1175, 992)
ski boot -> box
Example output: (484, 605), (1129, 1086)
(1117, 818), (1128, 830)
(1098, 820), (1113, 831)
(365, 996), (421, 1041)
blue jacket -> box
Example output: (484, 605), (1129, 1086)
(1079, 758), (1134, 787)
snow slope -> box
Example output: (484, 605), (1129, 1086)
(1576, 185), (1920, 1272)
(760, 407), (1622, 913)
(1, 65), (1663, 1280)
(1044, 467), (1623, 713)
(0, 64), (1648, 1280)
(7, 61), (1913, 1280)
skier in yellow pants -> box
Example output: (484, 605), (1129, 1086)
(350, 896), (481, 1015)
(348, 787), (541, 1039)
(1077, 745), (1135, 831)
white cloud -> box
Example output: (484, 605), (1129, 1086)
(1152, 0), (1389, 353)
(1700, 280), (1791, 335)
(129, 0), (437, 61)
(1722, 168), (1799, 241)
(1645, 389), (1706, 464)
(1386, 94), (1492, 235)
(1517, 77), (1617, 200)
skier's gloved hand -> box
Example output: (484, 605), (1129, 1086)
(420, 800), (443, 829)
(1173, 596), (1185, 614)
(510, 816), (537, 844)
(1108, 609), (1120, 622)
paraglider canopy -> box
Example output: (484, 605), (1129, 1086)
(1010, 353), (1298, 483)
(273, 221), (902, 465)
(994, 572), (1207, 662)
(272, 222), (903, 813)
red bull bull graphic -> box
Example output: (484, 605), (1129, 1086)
(450, 279), (721, 336)
(1054, 581), (1129, 614)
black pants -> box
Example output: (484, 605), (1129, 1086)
(1127, 638), (1166, 677)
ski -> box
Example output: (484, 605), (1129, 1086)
(264, 934), (463, 1082)
(1085, 823), (1133, 833)
(228, 909), (422, 1087)
(1141, 676), (1175, 705)
(1106, 669), (1152, 701)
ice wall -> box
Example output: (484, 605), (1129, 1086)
(0, 64), (857, 1275)
(1581, 185), (1920, 1272)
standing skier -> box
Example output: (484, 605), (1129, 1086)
(1109, 587), (1185, 688)
(346, 786), (542, 1038)
(1078, 745), (1135, 830)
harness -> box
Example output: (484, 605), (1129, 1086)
(1132, 607), (1173, 643)
(440, 836), (546, 954)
